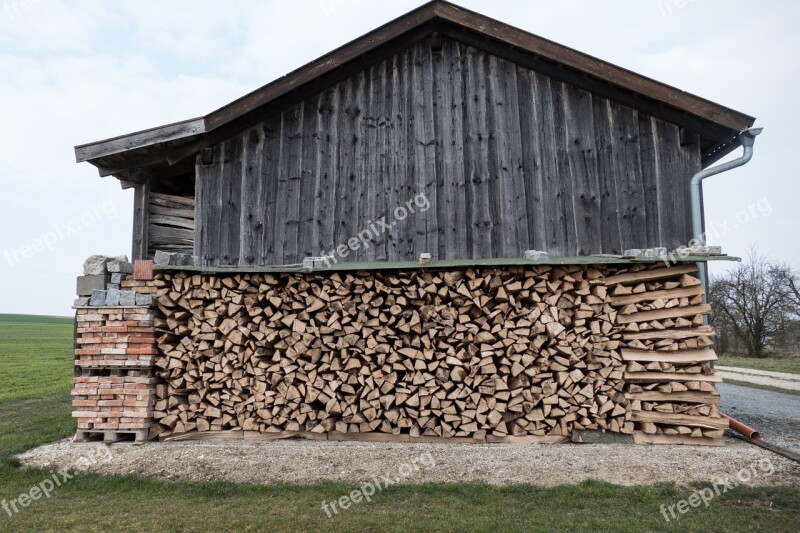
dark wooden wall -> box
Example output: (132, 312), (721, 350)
(195, 36), (701, 266)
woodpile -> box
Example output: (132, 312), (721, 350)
(149, 262), (725, 444)
(147, 192), (195, 256)
(605, 263), (727, 445)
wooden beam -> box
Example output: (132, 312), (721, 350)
(75, 118), (205, 163)
(621, 349), (717, 363)
(625, 391), (719, 404)
(617, 303), (711, 324)
(624, 371), (722, 383)
(631, 411), (729, 430)
(623, 326), (715, 341)
(633, 432), (722, 446)
(610, 285), (705, 305)
(132, 172), (151, 260)
(603, 264), (697, 285)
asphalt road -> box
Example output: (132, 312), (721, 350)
(719, 383), (800, 453)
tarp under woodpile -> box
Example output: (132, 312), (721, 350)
(151, 263), (726, 445)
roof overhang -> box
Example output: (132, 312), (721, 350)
(75, 0), (756, 179)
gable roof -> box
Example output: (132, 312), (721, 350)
(75, 0), (755, 179)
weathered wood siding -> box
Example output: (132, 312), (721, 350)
(195, 36), (700, 266)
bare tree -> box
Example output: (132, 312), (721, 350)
(708, 250), (795, 358)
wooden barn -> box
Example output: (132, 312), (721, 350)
(72, 1), (758, 445)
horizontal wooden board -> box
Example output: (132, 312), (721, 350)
(485, 435), (570, 444)
(631, 411), (729, 430)
(624, 371), (723, 383)
(625, 391), (719, 404)
(603, 264), (698, 285)
(610, 285), (705, 305)
(617, 303), (711, 324)
(632, 432), (723, 446)
(623, 326), (715, 341)
(621, 349), (717, 363)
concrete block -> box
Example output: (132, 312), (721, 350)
(643, 247), (667, 259)
(107, 259), (133, 274)
(105, 288), (121, 306)
(623, 249), (642, 257)
(110, 272), (124, 284)
(73, 297), (89, 308)
(83, 255), (111, 275)
(89, 290), (107, 306)
(135, 294), (154, 307)
(76, 275), (110, 296)
(119, 291), (137, 306)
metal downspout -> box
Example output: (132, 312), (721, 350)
(690, 127), (764, 292)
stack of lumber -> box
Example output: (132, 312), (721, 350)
(147, 192), (195, 256)
(152, 265), (635, 442)
(72, 306), (158, 437)
(604, 263), (727, 446)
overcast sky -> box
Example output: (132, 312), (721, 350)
(0, 0), (797, 316)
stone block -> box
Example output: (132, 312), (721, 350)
(73, 297), (89, 308)
(119, 291), (137, 306)
(89, 290), (107, 307)
(110, 272), (124, 284)
(76, 275), (110, 296)
(105, 287), (121, 306)
(135, 294), (154, 307)
(107, 259), (133, 274)
(83, 255), (111, 275)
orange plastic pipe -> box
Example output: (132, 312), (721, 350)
(721, 413), (760, 441)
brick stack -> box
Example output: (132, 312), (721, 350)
(72, 256), (159, 443)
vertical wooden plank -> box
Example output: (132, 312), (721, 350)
(386, 53), (404, 261)
(592, 97), (622, 254)
(298, 94), (322, 259)
(496, 56), (529, 256)
(550, 80), (578, 256)
(219, 135), (243, 265)
(653, 118), (696, 249)
(351, 71), (367, 261)
(420, 41), (438, 259)
(316, 86), (339, 258)
(610, 103), (647, 250)
(486, 55), (515, 257)
(638, 114), (661, 248)
(397, 48), (415, 260)
(334, 76), (355, 260)
(531, 73), (568, 256)
(449, 41), (468, 260)
(516, 67), (547, 252)
(279, 103), (304, 264)
(193, 156), (205, 263)
(462, 46), (493, 258)
(204, 143), (224, 266)
(259, 118), (281, 264)
(239, 125), (265, 265)
(132, 176), (150, 260)
(373, 59), (389, 262)
(678, 129), (701, 246)
(563, 84), (601, 256)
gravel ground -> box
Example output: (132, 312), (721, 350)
(719, 382), (800, 454)
(18, 437), (800, 488)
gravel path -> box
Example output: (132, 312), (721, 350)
(718, 382), (800, 453)
(18, 437), (800, 488)
(717, 366), (800, 392)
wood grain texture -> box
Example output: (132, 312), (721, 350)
(194, 36), (704, 266)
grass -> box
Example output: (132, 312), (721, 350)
(717, 354), (800, 376)
(1, 314), (799, 531)
(0, 314), (74, 403)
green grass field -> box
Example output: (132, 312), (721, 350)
(717, 354), (800, 375)
(1, 313), (799, 531)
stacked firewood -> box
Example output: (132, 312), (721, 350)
(605, 263), (727, 445)
(151, 265), (635, 441)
